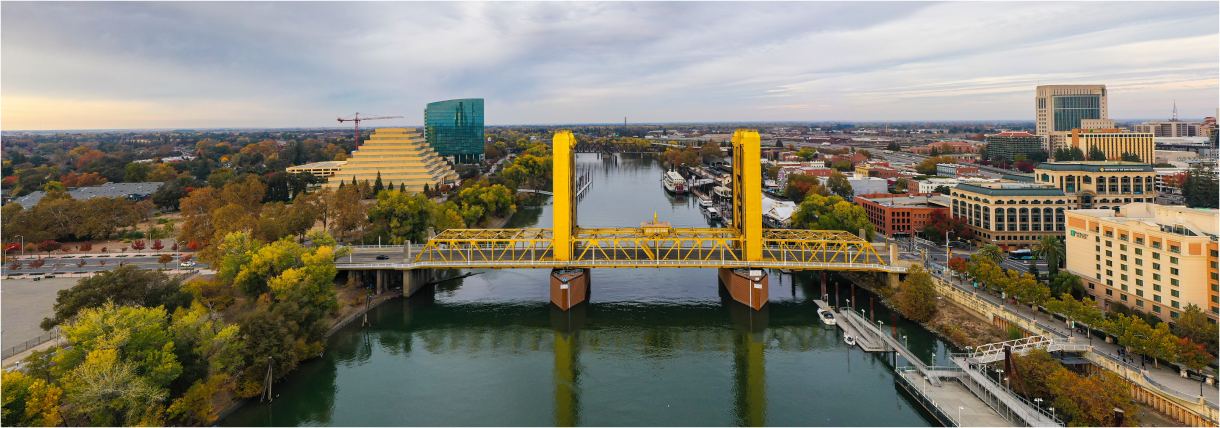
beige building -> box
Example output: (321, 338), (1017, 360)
(1080, 119), (1116, 130)
(1134, 120), (1202, 137)
(1066, 129), (1155, 164)
(323, 128), (459, 192)
(951, 161), (1159, 249)
(286, 161), (347, 178)
(1036, 85), (1108, 151)
(1065, 203), (1218, 323)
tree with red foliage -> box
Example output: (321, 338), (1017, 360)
(188, 241), (201, 251)
(920, 210), (973, 245)
(79, 241), (93, 252)
(1175, 337), (1212, 370)
(131, 239), (147, 251)
(36, 240), (61, 255)
(171, 241), (179, 251)
(9, 261), (23, 270)
(180, 254), (193, 262)
(76, 259), (87, 269)
(948, 256), (969, 274)
(151, 239), (164, 251)
(1014, 161), (1034, 172)
(28, 259), (45, 269)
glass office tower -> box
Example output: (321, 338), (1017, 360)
(424, 98), (485, 163)
(1051, 95), (1102, 132)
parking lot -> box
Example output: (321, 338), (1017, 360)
(1, 277), (78, 351)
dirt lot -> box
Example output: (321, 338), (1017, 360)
(926, 298), (1007, 348)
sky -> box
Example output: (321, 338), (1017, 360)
(2, 2), (1217, 130)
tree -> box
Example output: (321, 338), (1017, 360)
(915, 156), (958, 175)
(790, 194), (875, 241)
(1087, 145), (1107, 161)
(886, 141), (901, 152)
(947, 256), (968, 276)
(1032, 235), (1064, 275)
(1175, 338), (1212, 371)
(1119, 152), (1142, 162)
(826, 173), (853, 199)
(41, 265), (192, 329)
(2, 370), (62, 427)
(151, 239), (164, 251)
(700, 142), (724, 160)
(61, 349), (167, 426)
(36, 240), (61, 255)
(373, 171), (384, 194)
(894, 178), (909, 193)
(131, 239), (147, 251)
(932, 185), (951, 194)
(1173, 304), (1219, 354)
(1183, 162), (1219, 209)
(369, 190), (437, 245)
(895, 266), (938, 322)
(921, 211), (972, 245)
(158, 254), (173, 269)
(1047, 272), (1085, 299)
(124, 162), (151, 182)
(978, 244), (1004, 266)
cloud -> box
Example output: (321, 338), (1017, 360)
(1, 2), (1216, 130)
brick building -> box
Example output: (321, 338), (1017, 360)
(854, 192), (951, 238)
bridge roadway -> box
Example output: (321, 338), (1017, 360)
(338, 245), (902, 271)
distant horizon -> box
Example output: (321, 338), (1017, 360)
(2, 2), (1215, 130)
(4, 117), (1215, 134)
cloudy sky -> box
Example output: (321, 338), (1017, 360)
(2, 2), (1217, 130)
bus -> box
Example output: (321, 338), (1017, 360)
(1009, 249), (1033, 260)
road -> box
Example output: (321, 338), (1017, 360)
(890, 236), (1045, 275)
(878, 150), (1011, 179)
(2, 255), (209, 276)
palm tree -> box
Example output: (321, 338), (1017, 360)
(1033, 235), (1065, 275)
(978, 244), (1004, 266)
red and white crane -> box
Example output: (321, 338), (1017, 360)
(337, 113), (403, 146)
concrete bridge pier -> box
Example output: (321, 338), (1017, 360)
(404, 269), (434, 297)
(719, 268), (768, 310)
(550, 268), (590, 310)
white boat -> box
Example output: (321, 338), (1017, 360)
(844, 335), (856, 346)
(698, 195), (713, 207)
(817, 308), (837, 325)
(663, 170), (687, 194)
(703, 207), (721, 220)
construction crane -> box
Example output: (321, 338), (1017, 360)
(337, 113), (403, 146)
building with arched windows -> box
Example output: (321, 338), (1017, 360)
(950, 161), (1159, 250)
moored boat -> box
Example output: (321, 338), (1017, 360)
(663, 170), (687, 194)
(817, 308), (837, 325)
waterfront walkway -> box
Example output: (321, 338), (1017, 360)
(895, 369), (1009, 427)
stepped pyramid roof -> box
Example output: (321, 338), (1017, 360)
(323, 128), (459, 192)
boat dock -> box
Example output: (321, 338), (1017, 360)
(813, 300), (885, 352)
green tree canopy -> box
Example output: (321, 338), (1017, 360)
(41, 265), (191, 330)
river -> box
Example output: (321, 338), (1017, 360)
(222, 153), (955, 426)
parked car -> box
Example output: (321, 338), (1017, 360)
(376, 255), (389, 260)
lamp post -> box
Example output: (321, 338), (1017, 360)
(1134, 334), (1150, 369)
(1049, 407), (1055, 420)
(958, 406), (964, 424)
(902, 335), (909, 349)
(13, 235), (23, 257)
(944, 230), (955, 264)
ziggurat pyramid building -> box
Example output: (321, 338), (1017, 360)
(323, 128), (460, 192)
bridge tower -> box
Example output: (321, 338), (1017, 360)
(552, 131), (578, 261)
(730, 130), (763, 261)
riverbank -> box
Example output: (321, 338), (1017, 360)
(206, 288), (403, 425)
(838, 271), (1005, 349)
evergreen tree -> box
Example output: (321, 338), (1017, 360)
(373, 172), (384, 194)
(399, 183), (406, 192)
(886, 141), (901, 152)
(1087, 145), (1107, 161)
(1183, 162), (1219, 209)
(423, 183), (430, 195)
(1120, 152), (1142, 162)
(351, 176), (358, 186)
(1069, 146), (1085, 161)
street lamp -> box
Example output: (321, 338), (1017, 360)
(958, 406), (964, 424)
(1049, 407), (1055, 420)
(13, 235), (23, 257)
(944, 230), (955, 262)
(902, 335), (909, 349)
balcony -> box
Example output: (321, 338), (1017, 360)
(1152, 242), (1163, 249)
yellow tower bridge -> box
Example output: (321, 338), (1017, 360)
(338, 130), (905, 310)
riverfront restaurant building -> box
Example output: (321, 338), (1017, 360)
(854, 193), (950, 238)
(323, 128), (459, 192)
(1065, 203), (1218, 323)
(1027, 161), (1159, 209)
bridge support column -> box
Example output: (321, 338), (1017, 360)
(719, 268), (768, 310)
(376, 270), (385, 294)
(403, 269), (434, 297)
(550, 268), (590, 311)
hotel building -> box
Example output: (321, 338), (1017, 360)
(1066, 203), (1218, 322)
(1068, 129), (1155, 164)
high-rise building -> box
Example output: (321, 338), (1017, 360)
(984, 131), (1044, 162)
(323, 128), (459, 192)
(424, 98), (485, 163)
(1065, 203), (1218, 322)
(1069, 129), (1155, 163)
(1036, 85), (1108, 151)
(1134, 102), (1202, 137)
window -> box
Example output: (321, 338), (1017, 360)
(1135, 238), (1145, 245)
(1154, 294), (1161, 302)
(1171, 311), (1179, 319)
(1137, 289), (1144, 297)
(1135, 248), (1143, 256)
(1120, 244), (1128, 251)
(1153, 273), (1162, 281)
(1153, 263), (1161, 271)
(1121, 294), (1128, 301)
(1136, 259), (1143, 266)
(1136, 269), (1143, 276)
(1136, 279), (1143, 286)
(1170, 267), (1179, 276)
(1153, 242), (1162, 249)
(1212, 261), (1218, 269)
(1171, 290), (1180, 298)
(1121, 254), (1128, 261)
(1154, 305), (1161, 313)
(1153, 252), (1161, 260)
(1106, 289), (1114, 296)
(1106, 269), (1113, 277)
(1106, 250), (1113, 257)
(1121, 283), (1128, 291)
(1154, 284), (1161, 292)
(1095, 245), (1101, 252)
(1106, 241), (1112, 247)
(1172, 301), (1180, 309)
(1170, 245), (1180, 254)
(1106, 260), (1113, 267)
(1170, 256), (1179, 264)
(1137, 299), (1144, 307)
(1121, 265), (1128, 271)
(1171, 279), (1180, 287)
(1096, 264), (1102, 271)
(1096, 255), (1102, 261)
